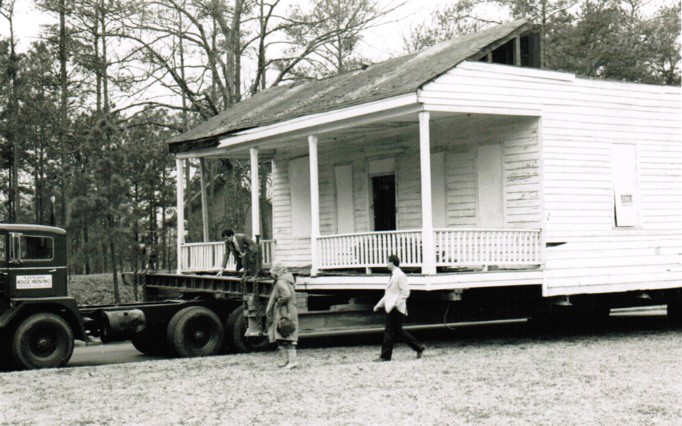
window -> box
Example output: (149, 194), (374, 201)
(431, 152), (447, 228)
(0, 236), (5, 261)
(477, 144), (505, 228)
(20, 236), (54, 260)
(289, 156), (311, 237)
(335, 165), (355, 234)
(612, 144), (639, 227)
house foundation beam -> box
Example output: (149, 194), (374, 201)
(176, 159), (186, 273)
(419, 112), (436, 275)
(250, 148), (261, 240)
(309, 135), (320, 276)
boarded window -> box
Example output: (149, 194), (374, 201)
(289, 156), (311, 237)
(431, 152), (447, 228)
(335, 165), (355, 234)
(477, 144), (504, 228)
(612, 144), (639, 227)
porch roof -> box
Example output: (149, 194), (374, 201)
(168, 19), (536, 153)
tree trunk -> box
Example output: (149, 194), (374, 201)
(109, 216), (120, 304)
(59, 0), (68, 226)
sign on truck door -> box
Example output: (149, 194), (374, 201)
(8, 232), (67, 298)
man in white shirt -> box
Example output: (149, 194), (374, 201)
(373, 254), (425, 361)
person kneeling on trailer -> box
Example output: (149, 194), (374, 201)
(266, 261), (298, 369)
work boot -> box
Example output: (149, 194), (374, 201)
(277, 346), (288, 368)
(283, 347), (298, 369)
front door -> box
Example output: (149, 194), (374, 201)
(372, 175), (396, 231)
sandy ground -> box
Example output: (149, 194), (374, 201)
(1, 314), (681, 425)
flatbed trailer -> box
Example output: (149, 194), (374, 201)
(2, 224), (681, 371)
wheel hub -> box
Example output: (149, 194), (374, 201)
(31, 333), (57, 356)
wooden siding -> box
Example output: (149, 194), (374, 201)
(420, 61), (682, 295)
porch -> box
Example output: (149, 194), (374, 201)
(179, 228), (542, 274)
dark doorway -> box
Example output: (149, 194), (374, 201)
(372, 175), (396, 231)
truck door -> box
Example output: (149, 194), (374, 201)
(8, 232), (67, 299)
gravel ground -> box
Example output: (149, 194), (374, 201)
(1, 318), (681, 425)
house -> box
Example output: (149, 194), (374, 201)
(168, 19), (682, 299)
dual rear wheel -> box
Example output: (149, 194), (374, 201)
(131, 305), (271, 357)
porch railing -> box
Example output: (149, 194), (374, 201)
(317, 230), (423, 269)
(434, 228), (542, 267)
(178, 229), (541, 273)
(180, 240), (275, 272)
(317, 228), (542, 270)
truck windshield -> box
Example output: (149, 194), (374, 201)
(20, 236), (54, 261)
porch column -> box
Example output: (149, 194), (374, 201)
(199, 158), (209, 242)
(176, 159), (185, 273)
(250, 148), (261, 240)
(308, 135), (320, 276)
(419, 112), (436, 275)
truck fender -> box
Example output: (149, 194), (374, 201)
(0, 298), (88, 342)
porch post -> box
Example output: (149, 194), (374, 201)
(308, 135), (320, 276)
(419, 112), (436, 275)
(250, 148), (261, 239)
(199, 158), (209, 242)
(176, 159), (185, 273)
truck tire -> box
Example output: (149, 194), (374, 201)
(225, 306), (272, 353)
(11, 313), (74, 370)
(166, 306), (224, 357)
(131, 330), (169, 356)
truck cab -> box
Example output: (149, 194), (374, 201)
(1, 224), (68, 301)
(0, 224), (84, 371)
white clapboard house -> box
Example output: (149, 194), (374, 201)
(168, 19), (682, 299)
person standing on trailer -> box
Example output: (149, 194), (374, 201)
(216, 229), (258, 274)
(373, 254), (425, 362)
(266, 261), (299, 369)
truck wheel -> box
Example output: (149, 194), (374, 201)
(131, 331), (169, 356)
(11, 313), (74, 370)
(166, 307), (224, 357)
(226, 306), (272, 353)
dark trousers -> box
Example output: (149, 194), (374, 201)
(380, 309), (423, 360)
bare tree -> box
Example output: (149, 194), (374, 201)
(272, 0), (403, 82)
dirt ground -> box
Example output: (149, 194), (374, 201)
(1, 315), (681, 425)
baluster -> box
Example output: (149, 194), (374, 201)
(321, 239), (326, 267)
(407, 234), (412, 264)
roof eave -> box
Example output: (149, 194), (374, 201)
(174, 92), (421, 158)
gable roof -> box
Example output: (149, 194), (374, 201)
(169, 19), (535, 151)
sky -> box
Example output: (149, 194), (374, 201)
(3, 0), (445, 58)
(1, 0), (675, 57)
